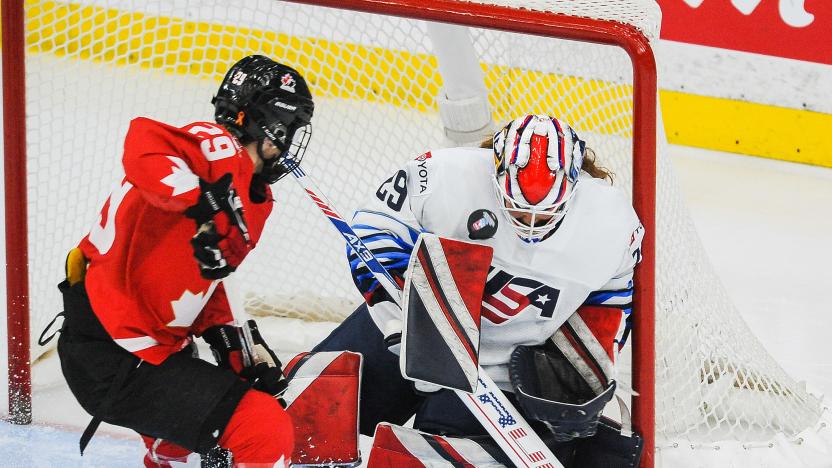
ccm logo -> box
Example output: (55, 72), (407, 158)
(481, 268), (560, 325)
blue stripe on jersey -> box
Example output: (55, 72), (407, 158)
(585, 289), (633, 305)
(359, 232), (398, 243)
(346, 215), (421, 296)
(350, 252), (411, 270)
(353, 209), (422, 241)
(347, 232), (413, 260)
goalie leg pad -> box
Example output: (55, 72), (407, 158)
(283, 351), (362, 466)
(367, 423), (506, 468)
(312, 304), (424, 435)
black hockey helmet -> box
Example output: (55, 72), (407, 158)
(213, 55), (314, 183)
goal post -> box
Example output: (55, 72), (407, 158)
(3, 0), (33, 426)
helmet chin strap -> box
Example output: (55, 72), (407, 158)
(256, 137), (287, 184)
(256, 137), (269, 166)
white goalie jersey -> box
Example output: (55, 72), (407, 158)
(349, 147), (643, 388)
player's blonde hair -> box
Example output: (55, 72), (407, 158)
(479, 138), (614, 183)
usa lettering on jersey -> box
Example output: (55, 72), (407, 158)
(482, 266), (560, 325)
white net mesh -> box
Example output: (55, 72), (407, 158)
(461, 0), (662, 40)
(21, 0), (821, 447)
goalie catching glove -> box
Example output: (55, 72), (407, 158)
(509, 342), (616, 442)
(202, 320), (288, 404)
(184, 173), (251, 280)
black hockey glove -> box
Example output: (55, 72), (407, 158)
(240, 320), (288, 402)
(201, 320), (288, 406)
(184, 174), (251, 280)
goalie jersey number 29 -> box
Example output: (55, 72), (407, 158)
(350, 148), (644, 388)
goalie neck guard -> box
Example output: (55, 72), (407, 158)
(492, 114), (585, 243)
(213, 55), (315, 183)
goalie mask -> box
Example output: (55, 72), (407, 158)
(492, 114), (585, 243)
(213, 55), (315, 183)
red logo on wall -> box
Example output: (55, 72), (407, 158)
(657, 0), (831, 65)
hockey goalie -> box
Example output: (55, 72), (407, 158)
(313, 114), (647, 467)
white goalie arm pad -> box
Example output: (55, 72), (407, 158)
(436, 90), (494, 145)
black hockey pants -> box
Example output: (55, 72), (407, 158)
(56, 279), (250, 455)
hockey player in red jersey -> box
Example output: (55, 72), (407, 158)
(54, 55), (314, 467)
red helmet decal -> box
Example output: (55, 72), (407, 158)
(517, 133), (556, 204)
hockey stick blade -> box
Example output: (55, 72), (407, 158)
(290, 164), (563, 468)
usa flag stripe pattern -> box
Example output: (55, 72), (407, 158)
(509, 428), (527, 439)
(529, 451), (546, 462)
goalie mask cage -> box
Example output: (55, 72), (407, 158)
(3, 0), (828, 466)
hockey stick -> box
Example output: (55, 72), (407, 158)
(290, 164), (563, 468)
(222, 275), (258, 368)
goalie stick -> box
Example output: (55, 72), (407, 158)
(290, 164), (564, 468)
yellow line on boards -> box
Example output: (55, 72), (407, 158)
(661, 91), (831, 168)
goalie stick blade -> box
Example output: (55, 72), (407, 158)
(401, 234), (492, 393)
(367, 423), (506, 468)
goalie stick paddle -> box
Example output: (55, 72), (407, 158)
(290, 164), (563, 468)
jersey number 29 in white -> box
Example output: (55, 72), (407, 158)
(188, 124), (236, 161)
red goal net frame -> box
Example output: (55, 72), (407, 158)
(2, 0), (657, 464)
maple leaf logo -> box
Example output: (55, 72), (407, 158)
(168, 282), (218, 327)
(160, 156), (199, 196)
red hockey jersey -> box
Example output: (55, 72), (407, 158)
(78, 118), (273, 364)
